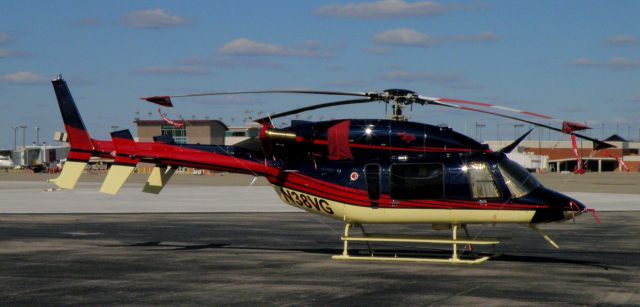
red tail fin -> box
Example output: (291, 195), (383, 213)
(51, 75), (94, 152)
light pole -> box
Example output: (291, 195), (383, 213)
(514, 124), (524, 139)
(19, 125), (27, 148)
(11, 126), (18, 150)
(475, 122), (486, 142)
(34, 126), (40, 145)
(538, 126), (543, 164)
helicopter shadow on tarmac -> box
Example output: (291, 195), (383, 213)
(109, 240), (625, 270)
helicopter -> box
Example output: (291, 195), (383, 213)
(49, 75), (612, 264)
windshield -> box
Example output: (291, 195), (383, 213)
(497, 159), (541, 198)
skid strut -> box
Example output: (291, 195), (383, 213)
(332, 223), (498, 264)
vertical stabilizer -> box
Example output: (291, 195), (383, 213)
(51, 75), (94, 151)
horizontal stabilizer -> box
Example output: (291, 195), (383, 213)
(142, 166), (176, 194)
(153, 135), (176, 144)
(111, 129), (134, 141)
(99, 165), (135, 195)
(48, 161), (87, 189)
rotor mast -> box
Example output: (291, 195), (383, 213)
(384, 89), (416, 122)
(390, 100), (407, 121)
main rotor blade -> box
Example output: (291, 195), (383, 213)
(419, 95), (561, 122)
(141, 90), (370, 107)
(255, 98), (376, 124)
(423, 98), (614, 149)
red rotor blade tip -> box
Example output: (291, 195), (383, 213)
(561, 121), (590, 134)
(141, 96), (173, 107)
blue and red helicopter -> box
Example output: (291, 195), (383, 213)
(50, 75), (611, 263)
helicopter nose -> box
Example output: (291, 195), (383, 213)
(528, 187), (587, 223)
(562, 198), (586, 221)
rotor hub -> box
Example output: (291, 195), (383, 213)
(380, 89), (419, 121)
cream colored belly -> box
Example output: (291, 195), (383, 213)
(273, 186), (535, 224)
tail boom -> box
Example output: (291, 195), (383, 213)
(51, 75), (279, 192)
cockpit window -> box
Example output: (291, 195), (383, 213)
(465, 162), (500, 199)
(497, 159), (541, 198)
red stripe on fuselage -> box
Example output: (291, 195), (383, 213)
(270, 172), (547, 210)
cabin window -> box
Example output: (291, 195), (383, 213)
(465, 162), (500, 199)
(497, 159), (541, 198)
(390, 163), (444, 200)
(364, 164), (381, 200)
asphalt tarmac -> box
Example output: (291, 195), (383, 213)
(1, 172), (639, 305)
(1, 212), (639, 305)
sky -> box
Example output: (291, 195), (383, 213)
(1, 0), (639, 149)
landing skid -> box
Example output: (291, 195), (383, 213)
(332, 223), (499, 264)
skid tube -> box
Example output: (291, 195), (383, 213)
(331, 223), (498, 264)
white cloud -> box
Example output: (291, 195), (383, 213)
(606, 57), (640, 69)
(362, 47), (392, 54)
(629, 95), (640, 102)
(607, 57), (640, 69)
(121, 9), (187, 29)
(373, 28), (437, 46)
(449, 32), (500, 42)
(136, 65), (208, 75)
(569, 58), (593, 66)
(0, 49), (31, 58)
(606, 35), (637, 46)
(315, 0), (482, 19)
(217, 38), (332, 58)
(371, 29), (499, 47)
(0, 71), (47, 85)
(570, 57), (640, 70)
(0, 32), (9, 45)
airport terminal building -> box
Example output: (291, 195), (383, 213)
(485, 135), (640, 172)
(134, 120), (228, 145)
